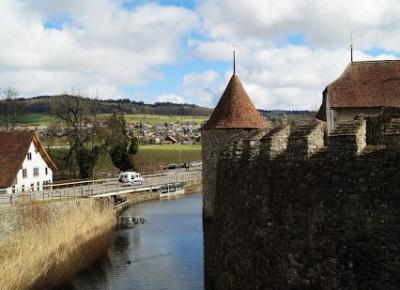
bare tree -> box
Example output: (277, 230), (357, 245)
(7, 88), (19, 131)
(54, 94), (102, 178)
(0, 88), (18, 131)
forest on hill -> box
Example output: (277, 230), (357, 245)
(0, 95), (213, 116)
(0, 94), (316, 127)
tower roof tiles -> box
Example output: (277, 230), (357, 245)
(202, 74), (267, 130)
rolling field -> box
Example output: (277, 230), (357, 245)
(134, 144), (202, 165)
(2, 113), (208, 125)
(100, 114), (207, 125)
(133, 144), (202, 173)
(1, 113), (57, 125)
(50, 144), (202, 179)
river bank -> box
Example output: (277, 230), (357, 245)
(115, 181), (202, 210)
(0, 182), (203, 290)
(0, 200), (115, 290)
(65, 192), (204, 290)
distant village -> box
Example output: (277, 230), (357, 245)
(130, 122), (202, 145)
(4, 120), (203, 146)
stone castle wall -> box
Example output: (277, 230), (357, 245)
(205, 113), (400, 290)
(202, 129), (255, 221)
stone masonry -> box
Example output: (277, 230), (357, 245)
(205, 109), (400, 290)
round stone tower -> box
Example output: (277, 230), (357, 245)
(201, 72), (267, 221)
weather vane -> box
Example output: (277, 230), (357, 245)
(233, 44), (236, 74)
(350, 33), (354, 62)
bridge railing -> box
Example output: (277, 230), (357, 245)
(0, 170), (202, 205)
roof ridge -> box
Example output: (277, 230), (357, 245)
(352, 60), (400, 63)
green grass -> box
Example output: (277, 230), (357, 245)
(134, 144), (201, 167)
(139, 144), (201, 151)
(1, 113), (57, 125)
(100, 114), (208, 125)
(1, 113), (208, 125)
(49, 144), (202, 178)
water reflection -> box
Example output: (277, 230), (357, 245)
(62, 193), (203, 290)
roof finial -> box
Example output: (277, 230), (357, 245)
(350, 33), (354, 63)
(233, 46), (236, 75)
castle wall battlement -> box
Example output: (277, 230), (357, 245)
(205, 112), (400, 289)
(218, 116), (400, 163)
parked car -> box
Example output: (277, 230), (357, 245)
(119, 171), (144, 185)
(189, 161), (202, 168)
(164, 163), (179, 170)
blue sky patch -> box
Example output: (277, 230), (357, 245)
(287, 34), (305, 45)
(123, 59), (229, 103)
(43, 14), (73, 30)
(121, 0), (196, 11)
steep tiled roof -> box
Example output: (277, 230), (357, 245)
(0, 131), (57, 188)
(202, 74), (267, 130)
(328, 61), (400, 108)
(315, 89), (327, 121)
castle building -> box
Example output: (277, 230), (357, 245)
(316, 60), (400, 132)
(201, 72), (267, 221)
(203, 59), (400, 290)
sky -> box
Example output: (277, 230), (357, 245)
(1, 0), (400, 110)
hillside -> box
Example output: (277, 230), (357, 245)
(0, 95), (316, 126)
(0, 95), (212, 116)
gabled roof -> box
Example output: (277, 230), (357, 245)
(202, 74), (267, 130)
(328, 60), (400, 108)
(0, 131), (57, 188)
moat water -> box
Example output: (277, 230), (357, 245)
(63, 193), (204, 290)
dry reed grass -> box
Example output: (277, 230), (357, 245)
(0, 199), (116, 290)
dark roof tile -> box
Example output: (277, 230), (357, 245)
(0, 131), (56, 188)
(328, 61), (400, 108)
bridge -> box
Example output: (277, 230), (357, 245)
(0, 169), (202, 206)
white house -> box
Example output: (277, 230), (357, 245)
(0, 131), (57, 194)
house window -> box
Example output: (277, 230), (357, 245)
(22, 169), (27, 178)
(33, 168), (39, 177)
(12, 186), (15, 194)
(37, 182), (40, 191)
(45, 167), (48, 175)
(27, 153), (32, 160)
(21, 185), (25, 192)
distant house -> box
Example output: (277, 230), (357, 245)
(0, 131), (57, 194)
(316, 60), (400, 132)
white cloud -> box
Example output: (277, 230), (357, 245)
(197, 0), (400, 50)
(188, 39), (232, 61)
(181, 70), (221, 107)
(2, 0), (400, 111)
(157, 94), (186, 104)
(189, 0), (400, 110)
(188, 43), (396, 110)
(0, 0), (198, 98)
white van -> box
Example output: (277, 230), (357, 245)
(119, 171), (144, 185)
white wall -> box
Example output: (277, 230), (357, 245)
(328, 107), (382, 133)
(6, 142), (53, 194)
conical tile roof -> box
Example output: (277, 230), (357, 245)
(202, 74), (267, 130)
